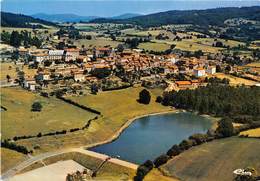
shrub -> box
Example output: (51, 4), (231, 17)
(37, 132), (42, 137)
(167, 144), (181, 157)
(189, 133), (209, 145)
(153, 154), (170, 168)
(142, 160), (154, 170)
(156, 96), (163, 103)
(216, 118), (234, 137)
(134, 160), (153, 181)
(31, 102), (42, 112)
(179, 139), (193, 151)
(138, 89), (151, 104)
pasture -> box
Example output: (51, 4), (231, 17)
(161, 137), (260, 181)
(1, 87), (97, 139)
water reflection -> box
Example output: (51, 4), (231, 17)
(89, 112), (212, 164)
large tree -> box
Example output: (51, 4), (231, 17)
(138, 89), (151, 104)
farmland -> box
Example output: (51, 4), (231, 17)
(74, 38), (121, 48)
(210, 73), (258, 86)
(1, 148), (28, 173)
(2, 87), (170, 164)
(1, 87), (97, 139)
(240, 128), (260, 137)
(161, 137), (260, 181)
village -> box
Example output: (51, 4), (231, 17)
(3, 40), (257, 97)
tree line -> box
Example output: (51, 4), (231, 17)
(1, 30), (42, 48)
(161, 84), (260, 119)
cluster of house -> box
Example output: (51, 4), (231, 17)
(18, 46), (218, 92)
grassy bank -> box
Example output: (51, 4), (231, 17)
(161, 137), (260, 181)
(1, 87), (97, 139)
(0, 148), (28, 173)
(3, 87), (170, 170)
(18, 151), (136, 180)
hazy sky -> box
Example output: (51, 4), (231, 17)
(1, 0), (260, 17)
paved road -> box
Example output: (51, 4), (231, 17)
(1, 148), (138, 180)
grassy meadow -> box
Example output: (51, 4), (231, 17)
(9, 86), (171, 154)
(1, 87), (97, 139)
(74, 38), (121, 48)
(0, 62), (37, 81)
(161, 137), (260, 181)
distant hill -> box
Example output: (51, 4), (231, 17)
(32, 13), (99, 23)
(1, 12), (57, 28)
(31, 13), (142, 23)
(111, 13), (142, 20)
(90, 6), (260, 27)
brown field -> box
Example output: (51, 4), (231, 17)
(145, 169), (179, 181)
(1, 148), (28, 173)
(161, 137), (260, 181)
(0, 62), (37, 81)
(240, 128), (260, 137)
(211, 73), (257, 86)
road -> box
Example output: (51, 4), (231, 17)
(1, 148), (138, 180)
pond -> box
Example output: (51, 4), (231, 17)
(89, 112), (212, 164)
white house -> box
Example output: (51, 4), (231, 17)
(23, 77), (36, 89)
(206, 66), (216, 75)
(74, 72), (85, 82)
(193, 67), (206, 77)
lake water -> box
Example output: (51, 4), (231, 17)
(89, 112), (212, 164)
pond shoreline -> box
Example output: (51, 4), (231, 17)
(83, 109), (179, 150)
(83, 108), (218, 151)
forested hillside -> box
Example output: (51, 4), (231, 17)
(1, 12), (57, 28)
(90, 6), (260, 27)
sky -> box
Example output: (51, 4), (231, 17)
(1, 0), (260, 17)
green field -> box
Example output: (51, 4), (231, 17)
(138, 42), (171, 52)
(161, 137), (260, 181)
(74, 38), (121, 48)
(1, 27), (58, 33)
(152, 37), (244, 53)
(11, 87), (171, 153)
(1, 87), (97, 139)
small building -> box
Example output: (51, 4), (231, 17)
(175, 81), (192, 89)
(23, 77), (36, 89)
(64, 48), (80, 62)
(206, 66), (216, 75)
(93, 47), (112, 58)
(73, 72), (85, 82)
(193, 67), (206, 77)
(32, 53), (48, 64)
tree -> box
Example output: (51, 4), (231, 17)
(31, 102), (42, 112)
(91, 83), (98, 95)
(153, 154), (169, 168)
(17, 71), (25, 83)
(138, 89), (151, 104)
(10, 31), (21, 47)
(216, 118), (234, 137)
(167, 144), (181, 157)
(6, 75), (11, 82)
(117, 44), (124, 52)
